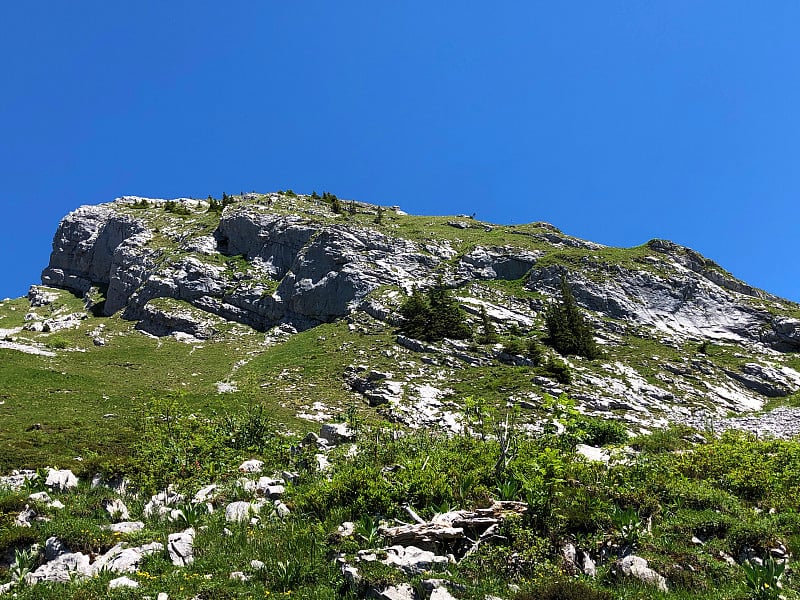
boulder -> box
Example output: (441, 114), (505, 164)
(168, 528), (195, 567)
(28, 491), (52, 503)
(108, 576), (139, 589)
(320, 423), (356, 444)
(614, 555), (667, 592)
(225, 501), (262, 523)
(15, 506), (35, 527)
(90, 542), (164, 575)
(27, 286), (58, 307)
(25, 552), (91, 584)
(373, 583), (417, 600)
(106, 521), (145, 534)
(238, 459), (264, 473)
(382, 545), (450, 575)
(45, 469), (78, 491)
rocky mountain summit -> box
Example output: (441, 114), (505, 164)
(33, 192), (800, 435)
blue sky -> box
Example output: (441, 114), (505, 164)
(2, 2), (799, 301)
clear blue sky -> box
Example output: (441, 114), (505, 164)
(2, 2), (799, 301)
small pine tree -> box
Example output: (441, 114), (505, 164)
(526, 339), (544, 365)
(544, 274), (600, 359)
(426, 285), (472, 341)
(398, 284), (471, 342)
(476, 306), (498, 344)
(331, 196), (342, 214)
(399, 288), (430, 341)
(374, 206), (384, 225)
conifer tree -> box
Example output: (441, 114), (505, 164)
(427, 286), (472, 341)
(399, 287), (430, 340)
(477, 305), (499, 344)
(544, 274), (600, 359)
(398, 284), (471, 342)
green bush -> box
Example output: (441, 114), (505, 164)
(164, 200), (191, 215)
(46, 336), (69, 349)
(543, 356), (572, 384)
(502, 338), (526, 356)
(516, 579), (612, 600)
(575, 416), (628, 446)
(526, 339), (544, 364)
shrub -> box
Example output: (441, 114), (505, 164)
(46, 335), (70, 349)
(516, 579), (612, 600)
(207, 196), (223, 213)
(576, 416), (628, 446)
(543, 356), (572, 384)
(526, 339), (544, 364)
(502, 338), (526, 356)
(164, 200), (191, 215)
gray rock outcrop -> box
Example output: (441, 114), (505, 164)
(168, 528), (195, 567)
(614, 555), (668, 592)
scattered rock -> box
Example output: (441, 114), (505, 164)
(90, 542), (164, 574)
(374, 583), (417, 600)
(168, 528), (195, 567)
(143, 489), (185, 519)
(194, 483), (218, 503)
(15, 506), (36, 527)
(381, 545), (450, 575)
(614, 555), (668, 592)
(104, 498), (130, 521)
(576, 444), (610, 463)
(225, 501), (262, 523)
(45, 469), (78, 492)
(106, 521), (145, 534)
(238, 459), (264, 473)
(25, 552), (91, 584)
(28, 491), (52, 503)
(319, 422), (356, 444)
(108, 576), (139, 589)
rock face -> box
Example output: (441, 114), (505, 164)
(41, 201), (439, 334)
(40, 196), (795, 348)
(41, 206), (152, 313)
(37, 194), (800, 427)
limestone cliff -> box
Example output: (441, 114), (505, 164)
(37, 193), (800, 429)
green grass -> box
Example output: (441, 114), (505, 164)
(2, 404), (800, 599)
